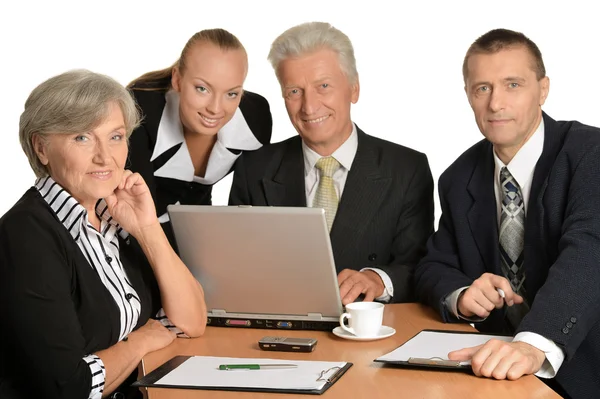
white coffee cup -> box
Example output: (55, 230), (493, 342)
(339, 301), (384, 337)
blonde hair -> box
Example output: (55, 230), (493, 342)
(128, 28), (246, 90)
(19, 69), (140, 178)
(268, 22), (358, 84)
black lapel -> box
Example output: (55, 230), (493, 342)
(527, 113), (563, 219)
(329, 128), (392, 259)
(523, 113), (564, 298)
(467, 142), (501, 275)
(152, 143), (183, 171)
(261, 137), (306, 207)
(132, 88), (166, 148)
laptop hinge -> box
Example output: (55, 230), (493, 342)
(211, 309), (227, 315)
(307, 313), (323, 319)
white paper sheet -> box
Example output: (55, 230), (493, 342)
(156, 356), (347, 390)
(376, 331), (512, 365)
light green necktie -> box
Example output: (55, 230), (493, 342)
(313, 156), (341, 231)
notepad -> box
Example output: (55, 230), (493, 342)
(133, 355), (353, 395)
(375, 329), (512, 369)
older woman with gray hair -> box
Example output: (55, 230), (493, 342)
(0, 70), (207, 399)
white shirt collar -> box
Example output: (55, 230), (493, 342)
(151, 90), (262, 183)
(493, 117), (545, 188)
(302, 123), (358, 176)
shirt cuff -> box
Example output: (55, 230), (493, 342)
(360, 267), (393, 302)
(155, 308), (189, 338)
(83, 354), (105, 399)
(513, 332), (565, 378)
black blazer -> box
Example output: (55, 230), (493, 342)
(415, 113), (600, 399)
(128, 78), (272, 245)
(0, 189), (161, 399)
(229, 126), (434, 302)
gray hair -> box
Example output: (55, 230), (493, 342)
(267, 22), (358, 84)
(19, 69), (140, 178)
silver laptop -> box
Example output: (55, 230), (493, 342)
(167, 205), (343, 330)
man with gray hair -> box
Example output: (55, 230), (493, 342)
(230, 22), (434, 304)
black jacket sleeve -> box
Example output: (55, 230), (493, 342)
(0, 209), (96, 399)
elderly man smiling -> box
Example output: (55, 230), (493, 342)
(229, 22), (434, 305)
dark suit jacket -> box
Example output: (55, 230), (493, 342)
(415, 113), (600, 398)
(229, 126), (434, 302)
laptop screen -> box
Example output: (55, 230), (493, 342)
(168, 205), (343, 319)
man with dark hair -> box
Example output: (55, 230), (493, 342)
(415, 28), (600, 399)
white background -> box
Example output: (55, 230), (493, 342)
(1, 0), (599, 224)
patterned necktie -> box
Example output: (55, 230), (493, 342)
(499, 166), (530, 330)
(313, 156), (341, 232)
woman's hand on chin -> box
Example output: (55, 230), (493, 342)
(105, 170), (158, 236)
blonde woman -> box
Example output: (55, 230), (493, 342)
(127, 28), (272, 248)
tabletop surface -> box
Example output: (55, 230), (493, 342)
(140, 303), (561, 399)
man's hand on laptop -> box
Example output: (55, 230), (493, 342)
(337, 269), (385, 305)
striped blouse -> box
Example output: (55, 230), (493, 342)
(35, 176), (184, 399)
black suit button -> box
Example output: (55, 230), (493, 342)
(125, 293), (133, 300)
(566, 322), (573, 328)
(562, 327), (569, 334)
(570, 317), (577, 324)
(105, 256), (113, 263)
(368, 253), (377, 261)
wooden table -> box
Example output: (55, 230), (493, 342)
(141, 303), (561, 398)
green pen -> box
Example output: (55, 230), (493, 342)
(218, 364), (298, 370)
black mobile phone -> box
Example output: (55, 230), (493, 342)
(258, 336), (318, 352)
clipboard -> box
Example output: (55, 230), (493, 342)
(374, 329), (512, 371)
(133, 355), (353, 395)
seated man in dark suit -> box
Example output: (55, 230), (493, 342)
(229, 22), (434, 305)
(415, 28), (600, 399)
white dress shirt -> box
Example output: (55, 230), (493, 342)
(302, 123), (394, 302)
(445, 118), (565, 378)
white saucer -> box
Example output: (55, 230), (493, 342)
(332, 325), (396, 341)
